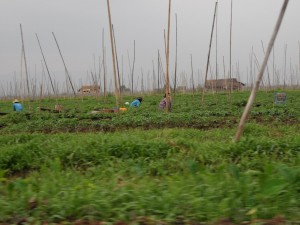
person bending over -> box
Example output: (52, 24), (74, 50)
(159, 94), (172, 111)
(13, 99), (23, 111)
(130, 97), (143, 108)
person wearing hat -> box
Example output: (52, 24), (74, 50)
(13, 99), (23, 111)
(130, 97), (143, 108)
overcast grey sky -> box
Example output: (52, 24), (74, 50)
(0, 0), (299, 92)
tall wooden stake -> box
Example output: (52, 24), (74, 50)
(20, 24), (31, 111)
(102, 29), (107, 99)
(298, 41), (300, 78)
(223, 56), (228, 92)
(174, 13), (178, 99)
(121, 55), (124, 90)
(131, 40), (136, 94)
(234, 0), (289, 143)
(106, 0), (119, 107)
(93, 54), (99, 97)
(283, 44), (287, 89)
(201, 1), (218, 104)
(20, 43), (24, 100)
(158, 50), (160, 92)
(191, 54), (195, 99)
(98, 56), (103, 95)
(229, 0), (233, 93)
(215, 0), (219, 82)
(112, 24), (121, 98)
(52, 32), (76, 97)
(165, 0), (172, 112)
(36, 34), (56, 97)
(296, 41), (300, 87)
(261, 41), (271, 89)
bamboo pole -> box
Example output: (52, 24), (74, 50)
(273, 45), (275, 88)
(298, 41), (300, 83)
(201, 1), (218, 104)
(12, 73), (17, 97)
(64, 70), (69, 97)
(131, 40), (136, 94)
(215, 0), (219, 82)
(159, 51), (165, 88)
(102, 29), (107, 99)
(0, 84), (5, 99)
(98, 56), (103, 95)
(223, 56), (228, 92)
(209, 64), (214, 93)
(229, 0), (233, 93)
(174, 13), (178, 99)
(127, 50), (132, 91)
(39, 60), (46, 108)
(127, 49), (132, 89)
(253, 54), (265, 88)
(135, 75), (139, 92)
(234, 0), (289, 143)
(90, 70), (97, 98)
(152, 60), (156, 92)
(157, 50), (160, 92)
(52, 32), (76, 97)
(32, 67), (37, 100)
(106, 0), (119, 108)
(121, 55), (124, 90)
(20, 24), (31, 111)
(36, 34), (56, 97)
(141, 68), (144, 93)
(261, 41), (271, 89)
(283, 43), (287, 89)
(164, 30), (167, 59)
(289, 58), (293, 87)
(249, 48), (253, 89)
(112, 24), (121, 97)
(93, 54), (99, 97)
(236, 62), (240, 91)
(147, 70), (151, 92)
(165, 0), (172, 112)
(9, 82), (13, 99)
(191, 54), (195, 99)
(197, 69), (201, 90)
(20, 43), (24, 101)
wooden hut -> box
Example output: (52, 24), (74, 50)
(205, 78), (245, 91)
(78, 85), (100, 94)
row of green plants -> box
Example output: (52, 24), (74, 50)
(0, 91), (299, 133)
(0, 90), (299, 223)
(0, 126), (299, 223)
(0, 125), (299, 175)
(1, 162), (299, 223)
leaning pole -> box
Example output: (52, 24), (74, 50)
(201, 1), (218, 104)
(106, 0), (119, 108)
(234, 0), (290, 143)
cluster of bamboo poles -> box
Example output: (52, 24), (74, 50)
(1, 1), (296, 109)
(0, 0), (294, 141)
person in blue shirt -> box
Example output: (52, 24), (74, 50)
(130, 97), (143, 108)
(13, 99), (23, 111)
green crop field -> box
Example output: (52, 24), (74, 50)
(0, 90), (299, 224)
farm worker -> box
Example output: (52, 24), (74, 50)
(130, 97), (143, 108)
(159, 94), (172, 111)
(13, 99), (23, 111)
